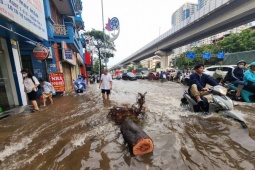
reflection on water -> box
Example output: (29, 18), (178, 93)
(0, 80), (254, 169)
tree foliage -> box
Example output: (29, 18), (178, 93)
(91, 57), (105, 74)
(127, 66), (134, 72)
(218, 29), (255, 53)
(155, 62), (161, 69)
(174, 28), (255, 69)
(84, 29), (116, 59)
(138, 63), (143, 68)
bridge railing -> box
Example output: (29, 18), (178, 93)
(117, 0), (230, 66)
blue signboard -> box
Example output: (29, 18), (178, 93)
(203, 52), (211, 59)
(65, 50), (72, 60)
(217, 52), (225, 59)
(186, 52), (195, 59)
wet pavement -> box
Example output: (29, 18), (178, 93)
(0, 79), (255, 170)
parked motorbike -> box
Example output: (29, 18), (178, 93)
(226, 83), (255, 103)
(180, 85), (247, 128)
(74, 77), (86, 93)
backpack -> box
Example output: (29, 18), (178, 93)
(31, 77), (41, 89)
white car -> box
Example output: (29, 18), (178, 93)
(203, 65), (236, 77)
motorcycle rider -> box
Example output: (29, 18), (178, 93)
(243, 62), (255, 93)
(230, 60), (246, 100)
(189, 64), (218, 112)
(183, 70), (191, 85)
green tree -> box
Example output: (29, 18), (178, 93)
(84, 29), (116, 58)
(84, 29), (116, 75)
(155, 62), (161, 69)
(127, 66), (134, 72)
(92, 57), (105, 74)
(218, 29), (255, 52)
(138, 63), (143, 68)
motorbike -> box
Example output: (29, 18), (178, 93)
(90, 77), (95, 84)
(226, 83), (255, 103)
(180, 85), (247, 128)
(74, 78), (86, 93)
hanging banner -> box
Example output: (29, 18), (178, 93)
(84, 52), (91, 65)
(49, 73), (65, 92)
(217, 52), (225, 59)
(186, 52), (195, 59)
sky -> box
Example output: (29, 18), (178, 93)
(82, 0), (198, 67)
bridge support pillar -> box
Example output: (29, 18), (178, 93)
(131, 62), (140, 70)
(155, 50), (173, 70)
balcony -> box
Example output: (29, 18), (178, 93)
(52, 0), (75, 15)
(74, 0), (83, 11)
(53, 22), (81, 52)
(75, 11), (85, 30)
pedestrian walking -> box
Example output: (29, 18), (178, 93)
(39, 79), (54, 106)
(21, 69), (40, 112)
(99, 68), (112, 103)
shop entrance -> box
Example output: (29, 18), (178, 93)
(21, 55), (34, 74)
(62, 62), (73, 92)
(0, 52), (15, 111)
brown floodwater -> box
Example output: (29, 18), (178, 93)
(0, 80), (255, 170)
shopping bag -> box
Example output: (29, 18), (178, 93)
(51, 86), (56, 95)
(39, 95), (43, 103)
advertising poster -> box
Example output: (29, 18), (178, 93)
(49, 73), (65, 92)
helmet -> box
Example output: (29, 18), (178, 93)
(237, 60), (246, 66)
(249, 62), (255, 67)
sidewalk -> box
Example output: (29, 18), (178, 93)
(0, 105), (33, 119)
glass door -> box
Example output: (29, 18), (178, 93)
(0, 52), (15, 111)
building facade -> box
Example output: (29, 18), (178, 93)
(197, 0), (213, 10)
(171, 3), (197, 26)
(0, 0), (85, 112)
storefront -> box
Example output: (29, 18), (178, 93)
(0, 0), (48, 109)
(0, 39), (16, 111)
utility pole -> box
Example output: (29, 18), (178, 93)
(101, 0), (107, 69)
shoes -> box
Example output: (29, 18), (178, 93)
(197, 100), (206, 112)
(235, 96), (242, 101)
(32, 109), (39, 112)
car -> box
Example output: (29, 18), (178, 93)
(137, 70), (149, 79)
(203, 65), (236, 77)
(122, 72), (137, 80)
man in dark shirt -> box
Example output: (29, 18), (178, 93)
(189, 64), (218, 111)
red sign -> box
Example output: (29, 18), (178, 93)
(49, 73), (65, 92)
(33, 46), (49, 60)
(84, 52), (91, 65)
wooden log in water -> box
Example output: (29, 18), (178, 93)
(121, 119), (154, 156)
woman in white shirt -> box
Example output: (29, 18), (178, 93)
(21, 69), (40, 112)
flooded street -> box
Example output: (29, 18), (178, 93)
(0, 80), (255, 170)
